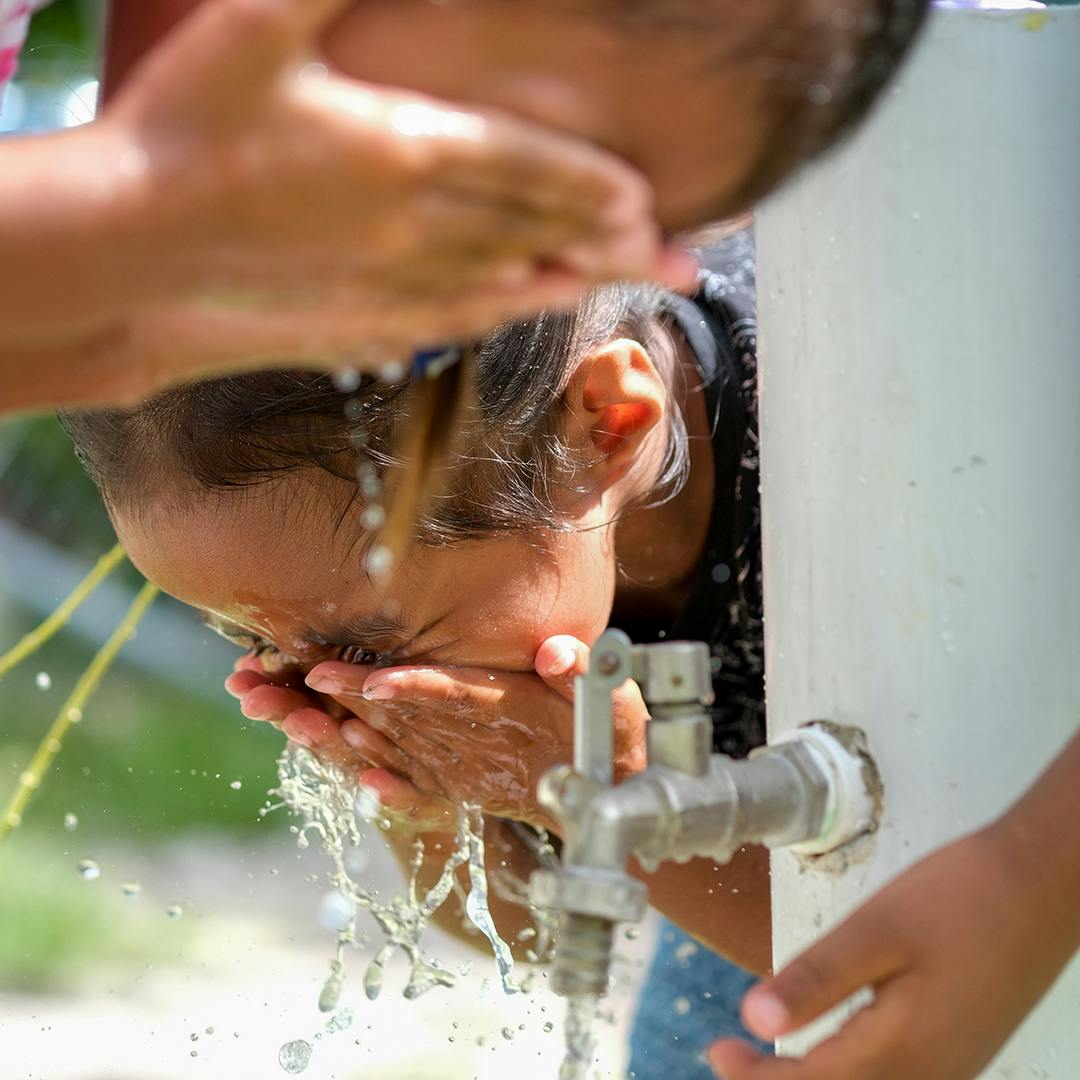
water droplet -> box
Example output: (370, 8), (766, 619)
(674, 996), (691, 1016)
(378, 361), (406, 383)
(278, 1039), (313, 1074)
(808, 83), (832, 105)
(331, 367), (361, 393)
(675, 941), (699, 962)
(35, 671), (51, 691)
(166, 904), (184, 919)
(229, 780), (242, 791)
(365, 545), (393, 579)
(77, 859), (100, 881)
(63, 812), (78, 832)
(363, 960), (384, 1001)
(121, 882), (141, 898)
(298, 61), (329, 86)
(354, 784), (382, 824)
(324, 1007), (354, 1035)
(360, 505), (386, 531)
(543, 1021), (555, 1034)
(205, 1026), (215, 1036)
(66, 707), (83, 724)
(190, 1033), (199, 1042)
(318, 890), (355, 933)
(911, 210), (922, 221)
(501, 1026), (515, 1041)
(710, 564), (731, 585)
(624, 927), (640, 941)
(457, 961), (473, 976)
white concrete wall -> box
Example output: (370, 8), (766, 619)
(757, 5), (1080, 1073)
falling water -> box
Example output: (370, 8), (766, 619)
(268, 745), (522, 1010)
(559, 994), (599, 1080)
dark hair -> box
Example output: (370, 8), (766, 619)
(706, 0), (932, 216)
(61, 284), (689, 548)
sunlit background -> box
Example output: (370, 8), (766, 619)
(0, 4), (656, 1076)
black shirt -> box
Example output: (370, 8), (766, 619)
(632, 232), (766, 758)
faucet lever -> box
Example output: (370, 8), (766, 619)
(573, 629), (633, 786)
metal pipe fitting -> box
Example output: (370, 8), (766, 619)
(529, 633), (884, 1001)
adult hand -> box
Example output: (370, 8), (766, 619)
(708, 823), (1075, 1080)
(3, 0), (696, 409)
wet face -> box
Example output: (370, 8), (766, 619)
(113, 474), (619, 676)
(323, 0), (782, 230)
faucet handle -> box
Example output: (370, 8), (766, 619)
(573, 629), (634, 785)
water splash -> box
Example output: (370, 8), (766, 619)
(269, 745), (521, 1007)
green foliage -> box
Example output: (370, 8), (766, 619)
(23, 0), (99, 74)
(0, 617), (287, 840)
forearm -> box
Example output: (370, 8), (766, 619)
(630, 844), (772, 976)
(993, 725), (1080, 954)
(0, 126), (157, 344)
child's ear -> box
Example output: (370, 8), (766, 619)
(561, 337), (666, 502)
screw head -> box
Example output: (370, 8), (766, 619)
(595, 652), (621, 676)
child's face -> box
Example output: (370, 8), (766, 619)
(114, 474), (618, 676)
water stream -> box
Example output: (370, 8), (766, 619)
(267, 744), (609, 1077)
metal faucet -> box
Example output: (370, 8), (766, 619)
(529, 630), (882, 999)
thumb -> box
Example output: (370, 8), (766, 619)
(534, 635), (590, 700)
(741, 908), (906, 1041)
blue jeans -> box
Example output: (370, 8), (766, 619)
(628, 920), (773, 1080)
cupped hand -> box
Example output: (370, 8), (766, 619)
(225, 650), (458, 833)
(708, 825), (1070, 1080)
(302, 634), (649, 836)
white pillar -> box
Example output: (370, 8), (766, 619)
(757, 4), (1080, 1073)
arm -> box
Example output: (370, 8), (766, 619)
(709, 727), (1080, 1080)
(2, 0), (683, 414)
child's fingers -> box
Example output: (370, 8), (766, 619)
(742, 913), (908, 1042)
(224, 668), (268, 699)
(341, 718), (445, 796)
(309, 661), (509, 712)
(364, 708), (465, 770)
(280, 707), (341, 750)
(356, 768), (456, 831)
(240, 683), (313, 723)
(534, 635), (590, 699)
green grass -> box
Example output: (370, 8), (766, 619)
(0, 833), (192, 990)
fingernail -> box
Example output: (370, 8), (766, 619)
(363, 682), (396, 701)
(745, 991), (788, 1038)
(239, 701), (271, 722)
(340, 722), (367, 750)
(305, 672), (342, 694)
(546, 648), (577, 677)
